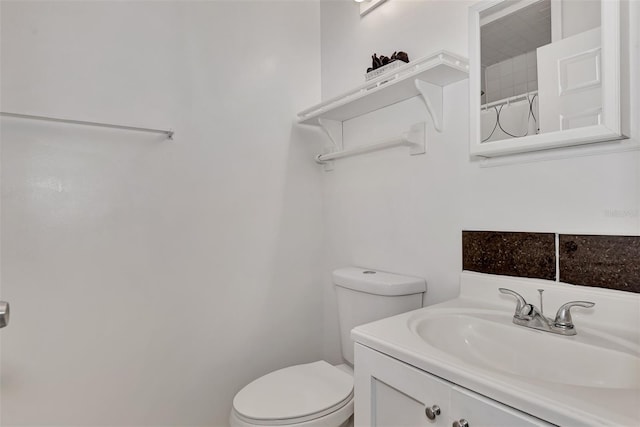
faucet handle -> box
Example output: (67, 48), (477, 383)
(498, 288), (533, 319)
(554, 301), (595, 330)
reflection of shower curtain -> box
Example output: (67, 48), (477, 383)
(481, 97), (539, 142)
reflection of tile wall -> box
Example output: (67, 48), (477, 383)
(484, 51), (538, 103)
(463, 231), (640, 293)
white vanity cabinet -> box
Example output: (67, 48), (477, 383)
(354, 343), (553, 427)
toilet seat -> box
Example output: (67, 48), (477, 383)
(232, 361), (353, 426)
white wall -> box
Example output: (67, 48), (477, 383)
(319, 0), (640, 364)
(0, 1), (323, 425)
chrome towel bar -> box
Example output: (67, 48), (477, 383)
(0, 111), (174, 139)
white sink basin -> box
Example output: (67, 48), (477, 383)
(409, 309), (640, 389)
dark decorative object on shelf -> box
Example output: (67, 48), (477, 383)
(367, 51), (410, 73)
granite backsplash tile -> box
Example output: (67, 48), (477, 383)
(559, 234), (640, 293)
(462, 231), (640, 293)
(462, 231), (556, 280)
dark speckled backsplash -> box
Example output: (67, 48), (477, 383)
(462, 231), (555, 280)
(463, 231), (640, 293)
(559, 235), (640, 293)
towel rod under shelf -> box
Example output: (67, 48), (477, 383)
(0, 112), (174, 139)
(315, 122), (425, 169)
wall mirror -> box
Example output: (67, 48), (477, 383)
(469, 0), (629, 157)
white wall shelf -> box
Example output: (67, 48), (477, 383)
(298, 50), (468, 127)
(297, 50), (468, 167)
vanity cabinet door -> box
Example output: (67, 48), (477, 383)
(450, 386), (554, 427)
(354, 344), (451, 426)
(355, 344), (557, 427)
(373, 374), (452, 427)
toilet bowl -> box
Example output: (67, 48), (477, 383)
(229, 267), (426, 427)
(230, 361), (354, 427)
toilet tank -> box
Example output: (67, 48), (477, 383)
(333, 267), (426, 365)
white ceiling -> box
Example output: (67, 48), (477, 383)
(481, 0), (552, 67)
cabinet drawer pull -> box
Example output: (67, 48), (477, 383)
(425, 405), (441, 420)
(453, 419), (469, 427)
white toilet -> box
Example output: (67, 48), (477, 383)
(230, 267), (426, 427)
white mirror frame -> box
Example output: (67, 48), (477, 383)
(469, 0), (629, 158)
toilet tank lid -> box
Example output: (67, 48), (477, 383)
(333, 267), (426, 296)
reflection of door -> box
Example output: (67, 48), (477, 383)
(537, 27), (602, 132)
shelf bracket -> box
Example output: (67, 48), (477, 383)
(415, 79), (443, 133)
(318, 118), (343, 151)
(405, 122), (427, 155)
(317, 118), (343, 171)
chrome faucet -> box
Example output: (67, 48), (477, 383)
(498, 288), (595, 336)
